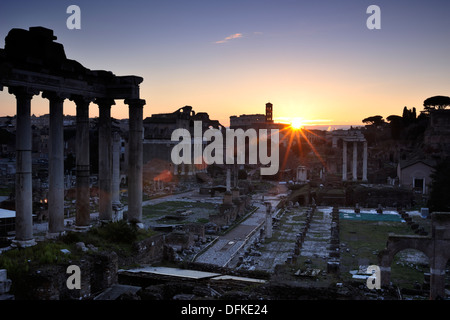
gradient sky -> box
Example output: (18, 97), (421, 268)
(1, 0), (450, 127)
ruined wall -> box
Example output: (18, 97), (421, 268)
(131, 234), (165, 265)
(8, 234), (167, 300)
(351, 186), (414, 208)
(13, 251), (118, 300)
(164, 231), (195, 252)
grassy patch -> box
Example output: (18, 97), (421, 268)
(61, 220), (157, 254)
(142, 201), (217, 224)
(0, 221), (159, 297)
(0, 241), (78, 295)
(339, 219), (423, 288)
(143, 201), (215, 214)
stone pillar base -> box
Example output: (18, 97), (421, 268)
(112, 203), (124, 222)
(223, 192), (233, 205)
(130, 222), (144, 229)
(11, 238), (36, 248)
(74, 225), (90, 232)
(327, 260), (340, 274)
(45, 231), (66, 239)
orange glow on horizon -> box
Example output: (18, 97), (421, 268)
(290, 118), (304, 130)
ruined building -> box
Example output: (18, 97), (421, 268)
(0, 27), (145, 245)
(142, 106), (224, 183)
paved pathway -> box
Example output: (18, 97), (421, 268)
(194, 196), (280, 267)
(251, 208), (306, 272)
(300, 209), (332, 259)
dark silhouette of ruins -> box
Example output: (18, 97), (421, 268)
(1, 26), (450, 302)
(0, 27), (146, 246)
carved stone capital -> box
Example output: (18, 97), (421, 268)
(42, 91), (68, 102)
(70, 95), (95, 106)
(95, 97), (116, 108)
(8, 86), (39, 100)
(125, 98), (146, 108)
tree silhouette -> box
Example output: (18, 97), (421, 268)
(423, 95), (450, 112)
(402, 106), (417, 125)
(428, 158), (450, 212)
(362, 115), (384, 126)
(386, 115), (403, 140)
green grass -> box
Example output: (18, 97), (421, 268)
(142, 201), (216, 219)
(0, 241), (75, 272)
(0, 241), (78, 296)
(0, 187), (12, 196)
(339, 218), (427, 289)
(61, 220), (158, 253)
(0, 221), (158, 277)
(144, 201), (215, 212)
(0, 221), (160, 297)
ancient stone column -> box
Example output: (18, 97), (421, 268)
(111, 131), (123, 221)
(125, 99), (145, 226)
(362, 140), (368, 181)
(342, 140), (347, 181)
(112, 131), (121, 206)
(379, 265), (391, 287)
(265, 202), (272, 238)
(96, 98), (115, 222)
(332, 136), (337, 148)
(226, 167), (231, 192)
(73, 96), (91, 229)
(43, 91), (65, 237)
(9, 86), (38, 247)
(232, 187), (240, 201)
(353, 141), (358, 181)
(430, 267), (446, 300)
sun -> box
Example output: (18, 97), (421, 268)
(290, 118), (304, 130)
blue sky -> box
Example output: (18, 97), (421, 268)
(1, 0), (450, 126)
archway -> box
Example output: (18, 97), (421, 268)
(378, 234), (433, 297)
(390, 248), (430, 299)
(378, 213), (450, 299)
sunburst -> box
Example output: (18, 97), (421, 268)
(277, 121), (328, 175)
(290, 118), (304, 130)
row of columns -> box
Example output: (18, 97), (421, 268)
(8, 86), (145, 247)
(342, 140), (368, 182)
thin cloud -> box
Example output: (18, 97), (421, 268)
(215, 33), (243, 44)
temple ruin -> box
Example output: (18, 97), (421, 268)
(0, 27), (145, 246)
(330, 130), (368, 182)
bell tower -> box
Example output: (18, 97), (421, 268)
(265, 102), (273, 123)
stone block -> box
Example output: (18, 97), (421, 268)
(327, 261), (340, 274)
(0, 269), (7, 282)
(0, 279), (12, 294)
(0, 294), (14, 300)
